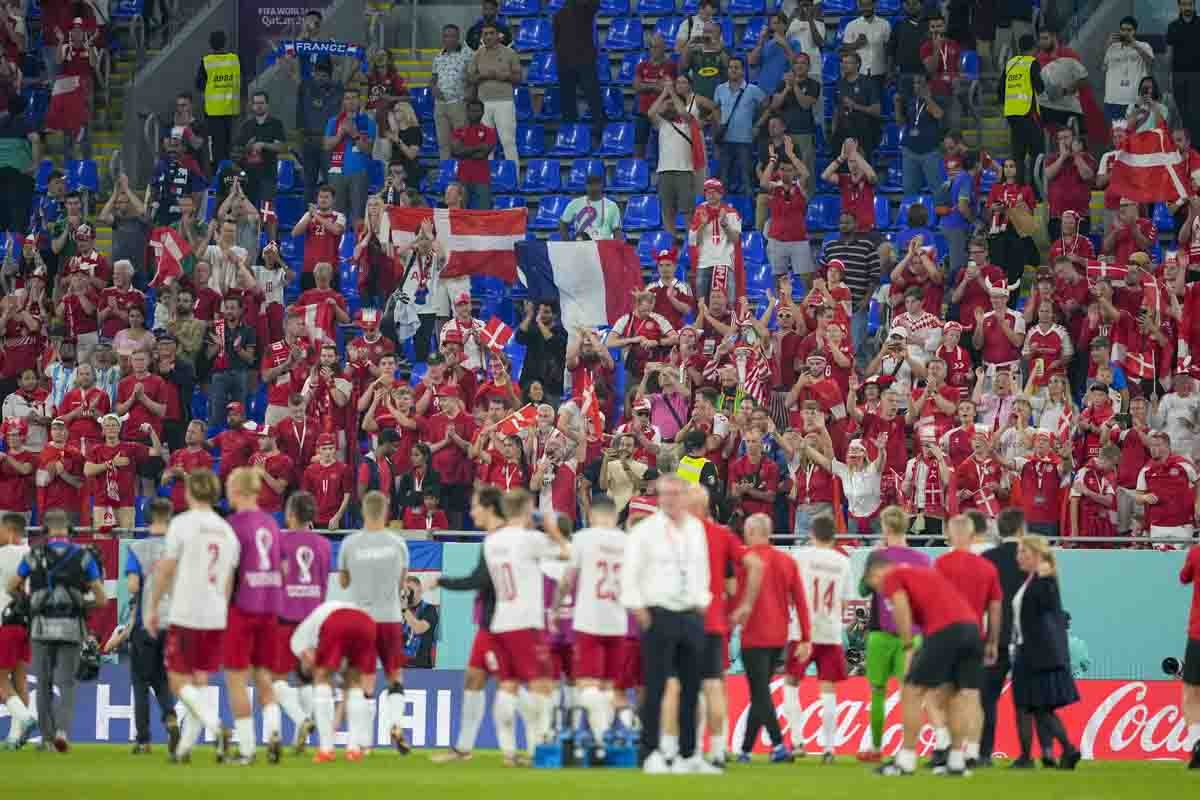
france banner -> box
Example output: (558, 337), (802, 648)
(266, 40), (369, 72)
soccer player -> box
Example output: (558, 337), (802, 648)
(858, 505), (930, 763)
(1181, 540), (1200, 769)
(554, 496), (627, 756)
(0, 512), (33, 748)
(864, 552), (984, 777)
(224, 467), (285, 764)
(289, 601), (376, 763)
(933, 515), (1002, 769)
(339, 489), (411, 755)
(430, 486), (505, 763)
(736, 513), (811, 764)
(787, 514), (852, 763)
(483, 488), (570, 765)
(272, 491), (332, 753)
(146, 470), (240, 763)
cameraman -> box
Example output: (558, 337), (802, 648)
(6, 508), (106, 753)
(402, 576), (439, 669)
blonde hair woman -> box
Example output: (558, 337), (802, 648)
(1011, 535), (1081, 770)
(374, 99), (423, 188)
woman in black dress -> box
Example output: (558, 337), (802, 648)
(1011, 534), (1082, 770)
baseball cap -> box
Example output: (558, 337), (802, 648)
(227, 401), (245, 414)
(826, 258), (846, 273)
(316, 433), (337, 448)
(703, 177), (724, 193)
(943, 320), (963, 334)
(436, 385), (461, 400)
(454, 291), (471, 306)
(887, 326), (909, 340)
(655, 249), (675, 262)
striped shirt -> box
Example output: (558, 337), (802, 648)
(820, 236), (880, 306)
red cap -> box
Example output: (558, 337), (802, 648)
(655, 249), (675, 262)
(226, 401), (245, 414)
(454, 291), (472, 306)
(703, 178), (724, 193)
(628, 496), (658, 516)
(316, 433), (337, 448)
(436, 385), (461, 400)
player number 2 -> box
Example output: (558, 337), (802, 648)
(594, 560), (621, 600)
(811, 576), (835, 615)
(207, 542), (221, 586)
(497, 563), (517, 601)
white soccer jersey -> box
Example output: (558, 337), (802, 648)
(0, 542), (30, 615)
(790, 546), (853, 645)
(484, 526), (567, 634)
(253, 265), (287, 307)
(568, 526), (629, 637)
(164, 509), (241, 631)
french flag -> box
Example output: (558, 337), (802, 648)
(387, 207), (527, 282)
(517, 240), (643, 331)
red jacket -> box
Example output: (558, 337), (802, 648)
(738, 544), (810, 649)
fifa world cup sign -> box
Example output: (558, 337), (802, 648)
(239, 2), (335, 77)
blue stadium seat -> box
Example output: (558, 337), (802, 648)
(876, 0), (901, 14)
(595, 57), (612, 85)
(600, 0), (629, 13)
(1153, 202), (1175, 233)
(530, 195), (571, 230)
(516, 123), (546, 157)
(653, 17), (682, 44)
(681, 0), (699, 11)
(545, 0), (566, 9)
(514, 86), (534, 121)
(423, 160), (459, 194)
(979, 167), (999, 196)
(896, 194), (934, 228)
(821, 51), (840, 85)
(718, 17), (734, 49)
(565, 158), (606, 192)
(535, 86), (561, 120)
(636, 230), (675, 266)
(520, 158), (562, 192)
(410, 86), (434, 120)
(608, 157), (649, 192)
(277, 158), (300, 192)
(548, 123), (592, 157)
(881, 85), (897, 119)
(493, 195), (528, 210)
(527, 52), (558, 84)
(500, 0), (540, 15)
(878, 123), (901, 156)
(874, 195), (892, 229)
(491, 160), (519, 192)
(807, 195), (838, 231)
(420, 121), (438, 157)
(728, 0), (765, 14)
(604, 18), (644, 52)
(595, 122), (634, 156)
(738, 17), (768, 52)
(67, 159), (99, 193)
(636, 0), (674, 13)
(514, 18), (553, 51)
(279, 235), (303, 264)
(367, 159), (385, 194)
(622, 194), (663, 231)
(338, 231), (356, 260)
(601, 86), (627, 120)
(961, 50), (981, 81)
(741, 231), (766, 267)
(34, 158), (53, 193)
(615, 51), (642, 86)
(275, 196), (304, 229)
(879, 162), (903, 193)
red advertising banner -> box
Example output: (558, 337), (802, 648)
(724, 676), (1193, 761)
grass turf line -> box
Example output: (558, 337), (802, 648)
(3, 745), (1195, 799)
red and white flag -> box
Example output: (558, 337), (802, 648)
(496, 404), (538, 437)
(45, 73), (90, 135)
(148, 227), (192, 288)
(975, 489), (1000, 518)
(1085, 259), (1127, 285)
(293, 300), (336, 342)
(1109, 125), (1188, 204)
(386, 207), (527, 283)
(1123, 350), (1157, 380)
(481, 317), (513, 352)
(575, 369), (605, 439)
(1055, 406), (1074, 446)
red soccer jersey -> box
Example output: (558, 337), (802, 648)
(978, 309), (1023, 366)
(294, 290), (347, 342)
(1020, 458), (1066, 525)
(648, 281), (694, 332)
(1114, 426), (1151, 489)
(99, 287), (147, 339)
(302, 211), (347, 274)
(1180, 546), (1200, 640)
(909, 384), (960, 438)
(540, 460), (578, 523)
(348, 334), (395, 367)
(955, 455), (1004, 516)
(275, 416), (320, 483)
(474, 380), (522, 410)
(1138, 456), (1198, 528)
(484, 458), (526, 491)
(860, 412), (908, 475)
(87, 442), (151, 507)
(0, 449), (37, 510)
(36, 443), (84, 513)
(1025, 325), (1069, 386)
(954, 265), (1006, 332)
(61, 291), (99, 336)
(934, 550), (1001, 628)
(702, 519), (748, 635)
(301, 460), (352, 525)
(1109, 218), (1157, 268)
(116, 373), (168, 438)
(193, 287), (222, 321)
(2, 311), (43, 380)
(59, 387), (109, 444)
(987, 183), (1037, 232)
(634, 59), (677, 113)
(790, 462), (835, 505)
(937, 344), (973, 390)
(64, 250), (110, 286)
(1045, 152), (1096, 219)
(167, 447), (214, 512)
(212, 428), (256, 475)
(881, 565), (976, 635)
(766, 184), (809, 242)
(739, 544), (809, 649)
(728, 456), (779, 518)
(402, 507), (449, 531)
(422, 411), (478, 486)
(451, 124), (498, 184)
(838, 173), (875, 232)
(251, 450), (294, 513)
(262, 337), (316, 407)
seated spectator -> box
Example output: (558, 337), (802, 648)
(1045, 128), (1095, 240)
(822, 138), (877, 233)
(450, 99), (496, 211)
(560, 174), (621, 241)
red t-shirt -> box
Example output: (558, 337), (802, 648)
(275, 416), (320, 484)
(99, 287), (147, 339)
(87, 442), (151, 507)
(728, 456), (779, 518)
(402, 507), (449, 531)
(116, 373), (168, 438)
(167, 447), (214, 512)
(739, 544), (809, 649)
(262, 337), (317, 407)
(1045, 152), (1096, 219)
(1181, 546), (1200, 640)
(838, 174), (875, 232)
(451, 124), (498, 184)
(859, 412), (908, 475)
(61, 291), (99, 336)
(212, 428), (256, 475)
(1109, 218), (1157, 267)
(934, 550), (1001, 628)
(302, 210), (347, 274)
(635, 59), (677, 113)
(919, 38), (961, 95)
(0, 450), (37, 511)
(1020, 458), (1065, 525)
(954, 265), (1006, 331)
(301, 461), (353, 525)
(484, 458), (526, 491)
(881, 565), (976, 635)
(59, 387), (109, 445)
(348, 334), (395, 366)
(36, 443), (84, 513)
(703, 519), (748, 635)
(194, 288), (222, 321)
(936, 344), (973, 390)
(251, 450), (294, 512)
(766, 184), (809, 242)
(422, 412), (479, 485)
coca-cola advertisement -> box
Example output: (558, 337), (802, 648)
(725, 676), (1195, 761)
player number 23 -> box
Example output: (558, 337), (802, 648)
(594, 560), (621, 601)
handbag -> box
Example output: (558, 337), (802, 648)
(714, 86), (746, 145)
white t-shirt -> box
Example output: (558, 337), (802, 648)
(786, 18), (827, 72)
(1102, 41), (1153, 107)
(831, 460), (882, 519)
(843, 16), (891, 76)
(1155, 392), (1200, 459)
(790, 545), (852, 645)
(484, 526), (567, 634)
(253, 265), (287, 307)
(164, 509), (241, 631)
(290, 600), (359, 657)
(655, 115), (696, 173)
(569, 526), (629, 637)
(0, 543), (30, 615)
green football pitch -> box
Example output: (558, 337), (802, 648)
(5, 746), (1196, 799)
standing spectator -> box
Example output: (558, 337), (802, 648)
(763, 58), (820, 197)
(147, 129), (207, 227)
(560, 174), (621, 241)
(152, 333), (195, 452)
(675, 0), (719, 53)
(323, 88), (376, 226)
(648, 80), (709, 244)
(451, 100), (497, 210)
(48, 19), (99, 161)
(633, 35), (677, 160)
(714, 58), (765, 196)
(465, 0), (512, 50)
(821, 139), (878, 234)
(97, 175), (150, 283)
(554, 0), (605, 137)
(759, 139), (813, 281)
(291, 185), (347, 292)
(206, 296), (257, 431)
(1101, 198), (1156, 267)
(1102, 17), (1154, 122)
(0, 93), (40, 235)
(899, 74), (945, 195)
(688, 179), (743, 304)
(234, 91), (287, 209)
(374, 100), (424, 191)
(787, 0), (827, 71)
(921, 12), (965, 133)
(843, 0), (891, 94)
(431, 24), (472, 162)
(194, 30), (240, 168)
(516, 301), (568, 405)
(986, 158), (1038, 294)
(831, 52), (882, 158)
(680, 20), (729, 102)
(169, 93), (210, 180)
(468, 23), (521, 172)
(891, 0), (929, 106)
(1036, 26), (1088, 137)
(1169, 0), (1200, 147)
(941, 152), (981, 277)
(748, 13), (800, 98)
(295, 59), (343, 204)
(821, 213), (881, 365)
(2, 370), (51, 453)
(999, 35), (1044, 185)
(1044, 128), (1095, 240)
(365, 47), (409, 111)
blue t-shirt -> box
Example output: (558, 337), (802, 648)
(903, 96), (942, 154)
(941, 172), (976, 231)
(323, 112), (377, 177)
(757, 38), (801, 96)
(895, 225), (936, 254)
(714, 81), (766, 144)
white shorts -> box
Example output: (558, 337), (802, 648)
(1149, 524), (1193, 541)
(430, 276), (470, 318)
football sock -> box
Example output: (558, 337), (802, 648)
(347, 689), (370, 752)
(299, 685), (314, 718)
(262, 703), (282, 743)
(711, 718), (728, 761)
(934, 726), (951, 750)
(386, 688), (407, 739)
(896, 747), (917, 772)
(313, 684), (335, 752)
(869, 686), (886, 751)
(579, 686), (613, 741)
(4, 696), (30, 739)
(948, 749), (966, 771)
(272, 682), (305, 727)
(235, 717), (255, 759)
(617, 706), (636, 729)
(179, 685), (220, 732)
(660, 733), (679, 760)
(178, 709), (201, 757)
(821, 691), (837, 751)
(456, 689), (486, 753)
(494, 690), (518, 755)
(782, 685), (803, 749)
(965, 741), (980, 760)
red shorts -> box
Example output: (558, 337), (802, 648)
(467, 628), (505, 675)
(165, 626), (225, 674)
(374, 621), (407, 676)
(617, 638), (642, 690)
(573, 632), (625, 682)
(549, 641), (573, 682)
(315, 608), (377, 675)
(492, 628), (552, 683)
(223, 606), (280, 671)
(272, 621), (299, 675)
(785, 642), (848, 683)
(0, 624), (30, 669)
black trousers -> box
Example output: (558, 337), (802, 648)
(209, 115), (234, 168)
(640, 607), (705, 761)
(130, 628), (175, 744)
(740, 647), (784, 752)
(1175, 73), (1200, 149)
(980, 658), (1010, 759)
(558, 61), (605, 130)
(0, 167), (34, 234)
(1007, 115), (1042, 187)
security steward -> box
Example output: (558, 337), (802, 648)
(6, 509), (106, 753)
(675, 430), (723, 516)
(196, 29), (242, 167)
(999, 34), (1045, 185)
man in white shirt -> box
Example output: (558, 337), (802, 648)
(675, 0), (719, 53)
(146, 469), (240, 763)
(688, 178), (743, 305)
(620, 474), (715, 775)
(787, 0), (827, 73)
(843, 0), (891, 91)
(482, 488), (570, 766)
(1102, 16), (1155, 121)
(1155, 370), (1200, 460)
